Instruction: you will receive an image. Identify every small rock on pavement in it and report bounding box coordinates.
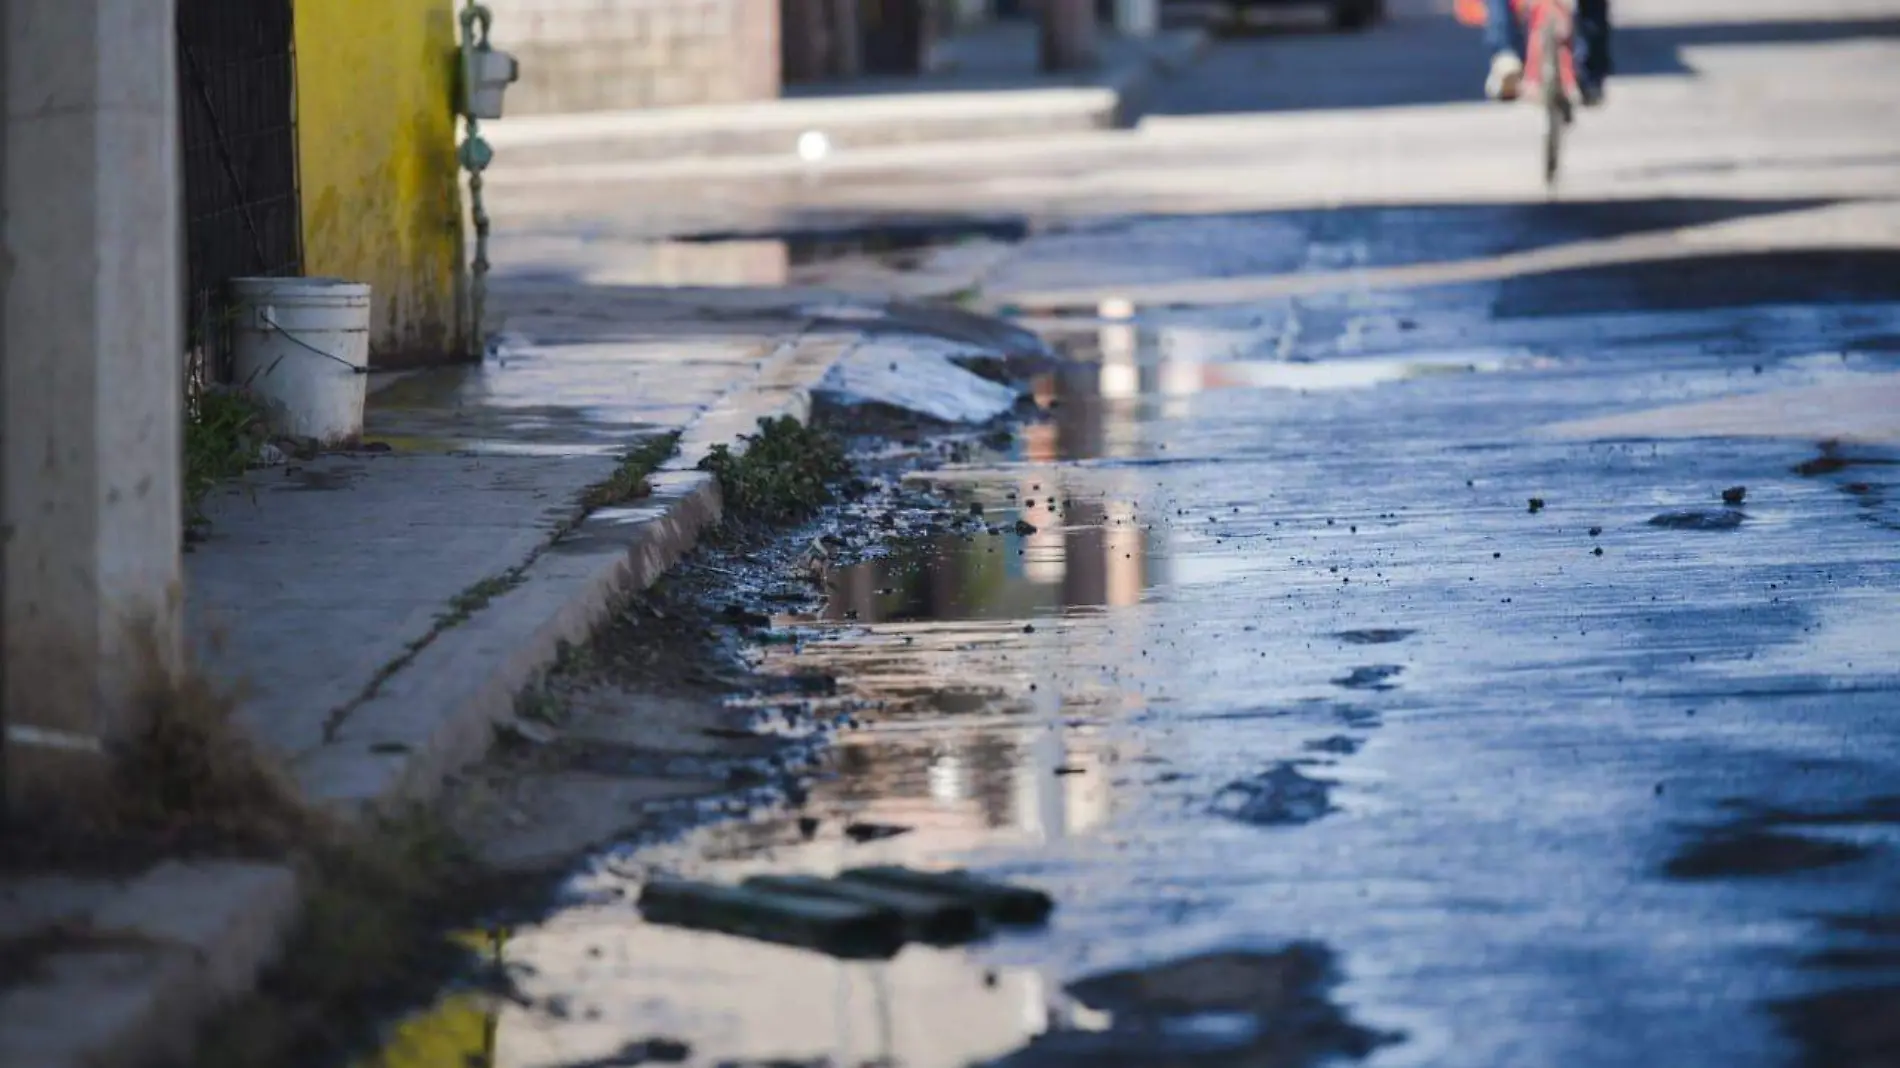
[1334,628,1415,645]
[629,1036,692,1063]
[1649,510,1746,531]
[1722,485,1748,504]
[1332,664,1404,691]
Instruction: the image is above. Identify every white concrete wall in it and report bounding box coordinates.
[2,0,184,812]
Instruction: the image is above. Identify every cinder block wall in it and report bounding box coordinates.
[491,0,781,114]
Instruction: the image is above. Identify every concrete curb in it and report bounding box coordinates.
[0,862,300,1068]
[295,328,858,813]
[0,321,862,1068]
[484,29,1208,171]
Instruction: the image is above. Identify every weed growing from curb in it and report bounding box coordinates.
[699,416,851,526]
[185,386,268,532]
[437,573,523,627]
[330,433,683,730]
[582,430,681,511]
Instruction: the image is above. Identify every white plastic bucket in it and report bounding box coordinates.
[229,277,372,445]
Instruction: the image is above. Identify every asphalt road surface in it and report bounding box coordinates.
[380,3,1900,1066]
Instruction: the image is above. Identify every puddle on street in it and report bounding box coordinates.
[475,921,1058,1068]
[819,504,1159,625]
[365,715,1137,1068]
[355,283,1900,1067]
[501,219,1031,301]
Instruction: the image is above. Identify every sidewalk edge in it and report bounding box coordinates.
[292,328,856,812]
[0,325,854,1068]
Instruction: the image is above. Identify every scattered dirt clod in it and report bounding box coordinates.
[1649,510,1745,531]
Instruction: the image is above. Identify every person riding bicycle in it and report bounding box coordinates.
[1483,0,1611,107]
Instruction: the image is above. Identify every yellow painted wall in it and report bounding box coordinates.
[295,0,465,366]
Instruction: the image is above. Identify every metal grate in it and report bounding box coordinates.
[177,0,303,383]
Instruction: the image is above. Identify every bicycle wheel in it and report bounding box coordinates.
[1538,11,1565,184]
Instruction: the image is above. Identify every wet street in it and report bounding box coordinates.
[384,3,1900,1066]
[458,254,1900,1068]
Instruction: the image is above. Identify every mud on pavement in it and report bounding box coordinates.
[306,336,1404,1068]
[381,401,1395,1068]
[440,427,992,876]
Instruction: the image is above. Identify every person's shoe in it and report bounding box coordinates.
[1486,52,1524,102]
[1577,79,1605,107]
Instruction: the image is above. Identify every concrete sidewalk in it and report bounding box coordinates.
[0,246,1029,1067]
[190,283,844,807]
[483,22,1207,172]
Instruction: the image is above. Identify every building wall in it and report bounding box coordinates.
[491,0,780,114]
[294,0,466,366]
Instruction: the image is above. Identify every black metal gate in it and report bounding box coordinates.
[176,0,303,381]
[860,0,928,76]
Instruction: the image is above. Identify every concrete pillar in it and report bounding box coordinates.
[2,0,184,815]
[1038,0,1098,72]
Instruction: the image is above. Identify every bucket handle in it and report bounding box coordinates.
[256,306,371,375]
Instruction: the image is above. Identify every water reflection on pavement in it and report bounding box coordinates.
[365,263,1900,1068]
